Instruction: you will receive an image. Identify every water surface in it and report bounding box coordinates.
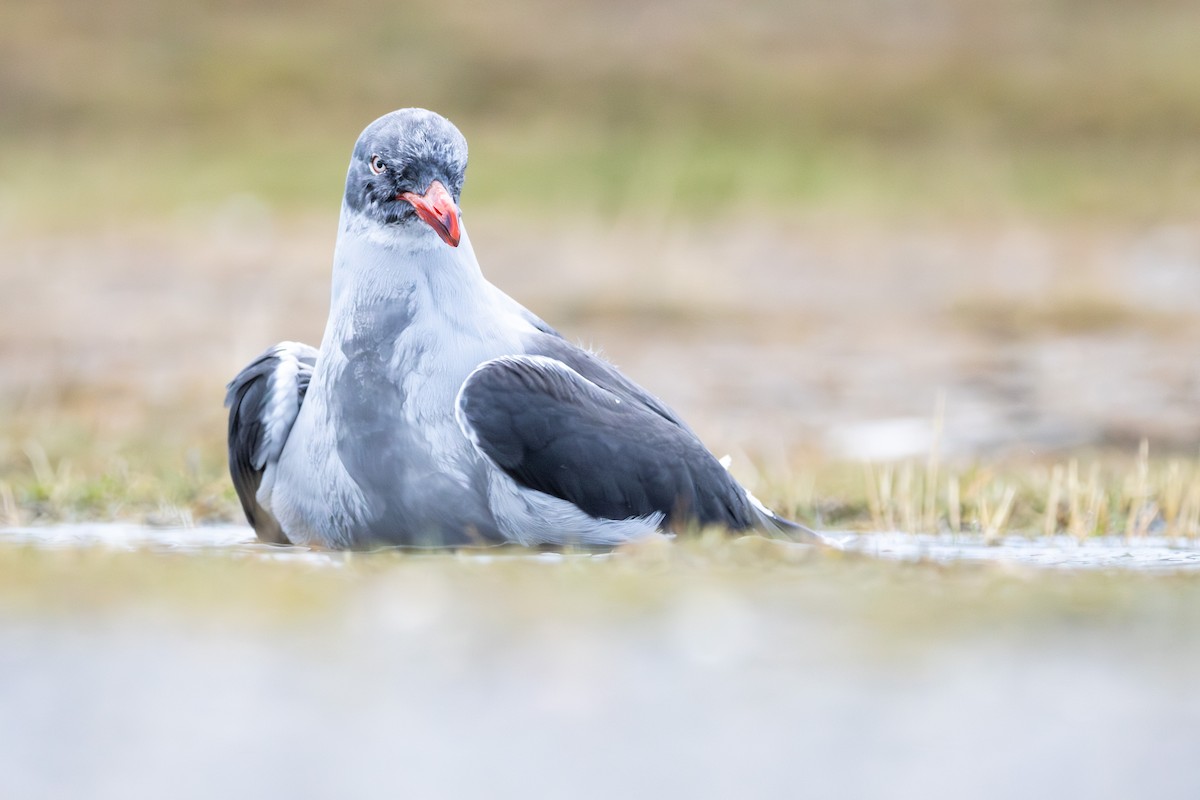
[3,524,1199,799]
[4,523,1200,571]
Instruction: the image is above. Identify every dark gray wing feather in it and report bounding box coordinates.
[225,341,318,543]
[525,333,698,431]
[458,355,775,531]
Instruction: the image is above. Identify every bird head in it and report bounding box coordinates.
[343,108,468,247]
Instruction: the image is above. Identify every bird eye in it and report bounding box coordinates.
[369,155,386,175]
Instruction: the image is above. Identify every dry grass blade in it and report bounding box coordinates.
[947,473,961,535]
[879,464,896,532]
[1162,460,1185,539]
[1067,459,1083,540]
[899,462,916,534]
[0,482,19,526]
[23,440,54,488]
[1124,439,1152,539]
[22,439,74,510]
[863,462,884,531]
[923,390,945,533]
[1044,464,1064,538]
[1185,478,1200,539]
[1086,464,1106,542]
[983,486,1017,544]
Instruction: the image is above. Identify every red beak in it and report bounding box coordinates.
[398,180,461,247]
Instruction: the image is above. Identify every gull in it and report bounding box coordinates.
[226,108,820,548]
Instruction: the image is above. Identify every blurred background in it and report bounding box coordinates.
[1,0,1198,523]
[4,5,1200,797]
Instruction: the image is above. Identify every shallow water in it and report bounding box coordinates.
[834,531,1200,571]
[3,524,1200,799]
[4,523,1200,571]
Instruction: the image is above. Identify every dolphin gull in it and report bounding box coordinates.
[226,108,820,548]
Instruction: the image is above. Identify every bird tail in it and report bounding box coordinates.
[718,453,828,545]
[762,512,827,545]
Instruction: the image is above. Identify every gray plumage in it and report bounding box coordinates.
[225,108,821,549]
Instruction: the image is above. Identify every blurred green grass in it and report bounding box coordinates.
[3,0,1199,225]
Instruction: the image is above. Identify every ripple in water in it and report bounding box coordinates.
[1,524,1199,570]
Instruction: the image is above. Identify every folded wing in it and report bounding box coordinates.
[456,354,776,531]
[225,341,318,543]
